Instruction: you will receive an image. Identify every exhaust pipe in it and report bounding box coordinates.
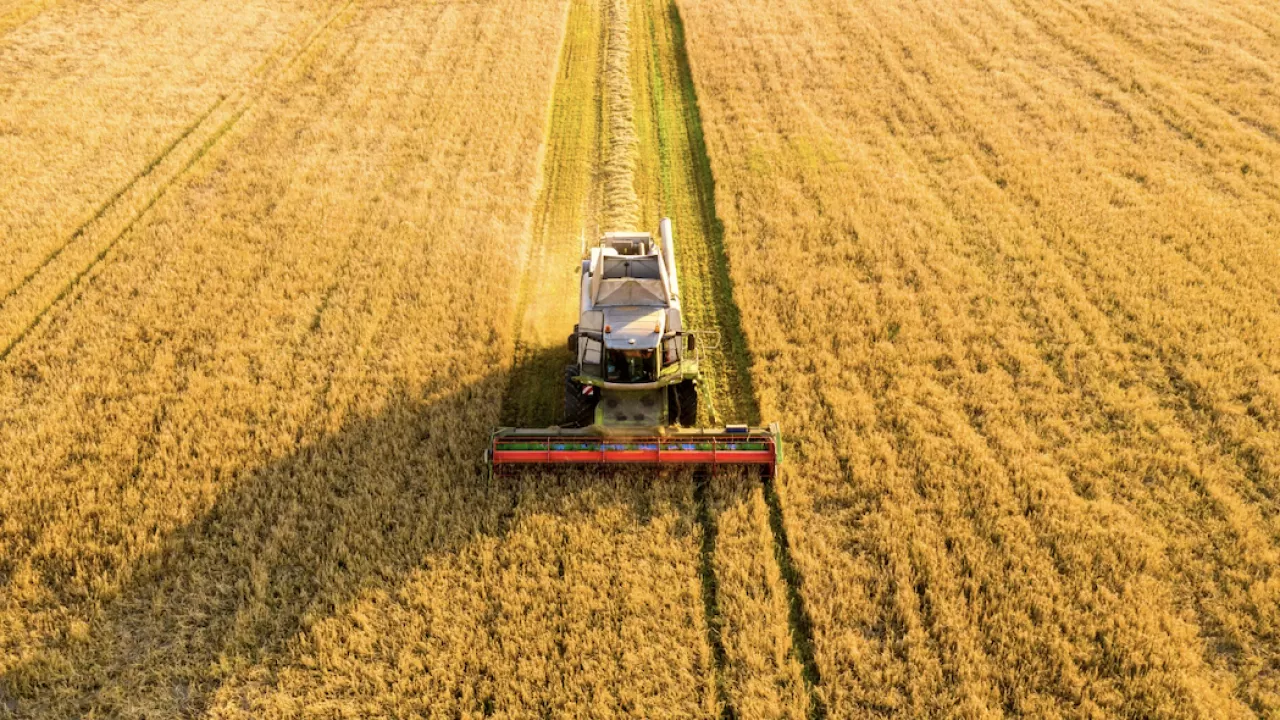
[660,217,679,298]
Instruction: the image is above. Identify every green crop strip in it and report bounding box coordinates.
[637,0,827,715]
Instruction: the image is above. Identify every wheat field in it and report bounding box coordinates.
[679,0,1280,714]
[2,0,1278,715]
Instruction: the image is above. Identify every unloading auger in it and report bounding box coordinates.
[486,218,781,478]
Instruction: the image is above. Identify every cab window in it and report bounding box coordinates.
[606,348,657,382]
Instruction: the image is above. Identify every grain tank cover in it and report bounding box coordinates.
[595,278,666,306]
[603,307,664,350]
[602,255,662,279]
[592,249,669,308]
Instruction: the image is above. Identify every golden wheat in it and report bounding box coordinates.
[7,0,1275,713]
[0,0,683,714]
[0,0,340,297]
[679,0,1280,714]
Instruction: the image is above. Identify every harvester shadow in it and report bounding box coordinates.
[6,348,730,716]
[499,329,574,428]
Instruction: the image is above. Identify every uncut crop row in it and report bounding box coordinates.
[678,0,1280,714]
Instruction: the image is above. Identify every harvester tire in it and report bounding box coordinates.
[670,380,699,427]
[564,364,597,427]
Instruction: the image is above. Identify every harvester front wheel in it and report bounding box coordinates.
[564,364,597,427]
[669,380,699,427]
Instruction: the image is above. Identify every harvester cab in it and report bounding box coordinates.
[487,218,781,478]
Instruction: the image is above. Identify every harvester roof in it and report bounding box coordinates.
[603,306,664,349]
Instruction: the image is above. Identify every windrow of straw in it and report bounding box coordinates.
[600,0,640,230]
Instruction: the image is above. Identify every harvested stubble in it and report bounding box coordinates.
[677,0,1280,714]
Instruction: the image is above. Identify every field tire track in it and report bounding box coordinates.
[0,0,359,365]
[693,469,739,720]
[70,0,454,517]
[0,103,249,363]
[0,0,348,303]
[642,0,824,714]
[0,96,228,305]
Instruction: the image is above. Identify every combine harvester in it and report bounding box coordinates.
[487,218,781,479]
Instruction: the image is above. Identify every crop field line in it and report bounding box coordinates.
[88,1,450,540]
[690,468,736,720]
[738,12,1043,672]
[891,0,1280,235]
[994,0,1280,282]
[925,132,1280,539]
[879,93,1273,527]
[759,467,827,717]
[916,32,1280,540]
[0,0,351,305]
[499,0,604,428]
[0,95,228,307]
[120,2,474,502]
[0,0,357,318]
[928,188,1276,705]
[293,3,477,426]
[601,0,641,230]
[832,0,1280,546]
[633,3,755,426]
[0,0,360,366]
[813,0,1279,696]
[1001,0,1280,207]
[981,206,1280,692]
[0,103,247,364]
[1054,1,1280,147]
